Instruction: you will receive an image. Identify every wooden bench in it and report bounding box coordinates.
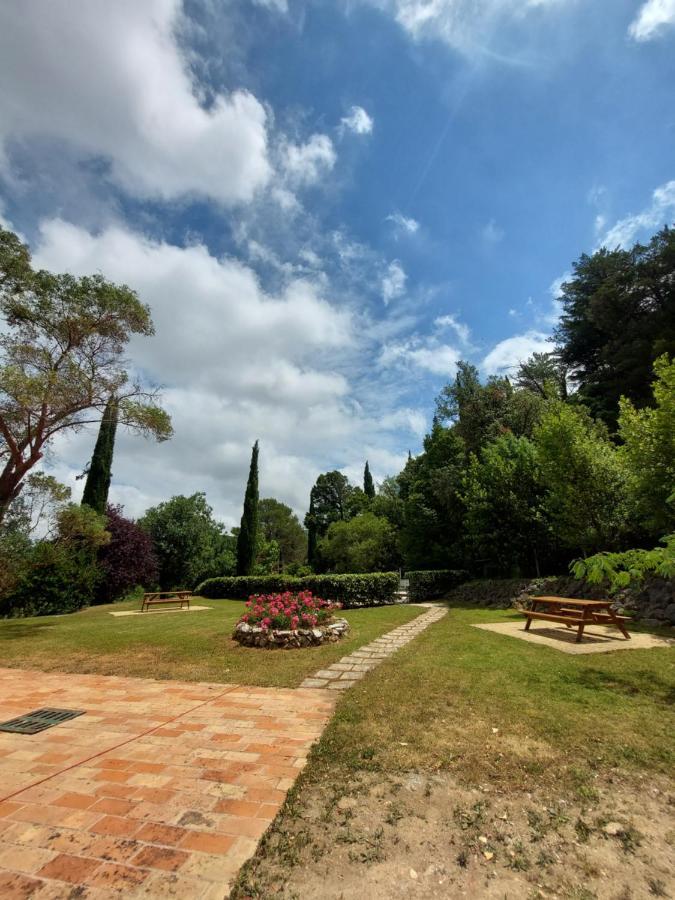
[141,591,192,612]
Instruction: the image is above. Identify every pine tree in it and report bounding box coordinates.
[81,396,118,515]
[363,460,375,499]
[237,441,259,576]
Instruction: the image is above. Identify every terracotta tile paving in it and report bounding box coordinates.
[0,668,334,898]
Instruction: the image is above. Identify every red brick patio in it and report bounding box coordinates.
[0,667,334,898]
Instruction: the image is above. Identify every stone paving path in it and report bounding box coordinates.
[0,669,334,898]
[300,604,447,690]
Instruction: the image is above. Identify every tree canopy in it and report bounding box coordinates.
[0,225,172,523]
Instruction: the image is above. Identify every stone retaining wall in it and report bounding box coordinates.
[445,577,675,628]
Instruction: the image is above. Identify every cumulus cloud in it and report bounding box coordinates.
[386,212,420,236]
[598,180,675,249]
[482,331,551,375]
[481,218,505,244]
[629,0,675,41]
[381,260,407,304]
[281,134,337,186]
[340,106,374,135]
[0,0,272,205]
[30,219,372,523]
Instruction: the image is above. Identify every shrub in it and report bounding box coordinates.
[97,505,158,604]
[196,571,399,608]
[239,592,339,630]
[407,569,467,602]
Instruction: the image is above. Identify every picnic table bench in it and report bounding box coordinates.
[141,591,192,612]
[522,596,631,644]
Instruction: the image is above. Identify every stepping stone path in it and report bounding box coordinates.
[300,603,447,691]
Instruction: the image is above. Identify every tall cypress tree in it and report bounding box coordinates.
[306,488,318,567]
[237,440,259,576]
[363,460,375,499]
[82,396,118,514]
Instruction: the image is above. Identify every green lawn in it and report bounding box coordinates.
[313,604,675,791]
[0,597,423,688]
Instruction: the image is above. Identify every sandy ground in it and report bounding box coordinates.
[234,768,675,899]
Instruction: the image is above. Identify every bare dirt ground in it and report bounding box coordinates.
[233,768,674,899]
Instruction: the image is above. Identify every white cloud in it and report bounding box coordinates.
[379,339,461,376]
[434,314,471,345]
[381,260,407,304]
[482,331,551,375]
[31,219,370,523]
[598,180,675,249]
[281,134,337,186]
[0,0,272,205]
[369,0,566,55]
[252,0,289,12]
[386,211,420,235]
[481,218,505,243]
[340,106,374,136]
[629,0,675,41]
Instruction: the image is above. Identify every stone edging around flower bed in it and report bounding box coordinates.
[233,617,350,648]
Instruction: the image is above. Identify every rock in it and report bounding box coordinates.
[663,603,675,624]
[603,822,624,836]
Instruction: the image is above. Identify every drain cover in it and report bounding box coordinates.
[0,708,85,734]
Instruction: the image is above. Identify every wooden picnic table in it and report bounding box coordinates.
[141,590,192,612]
[522,596,631,644]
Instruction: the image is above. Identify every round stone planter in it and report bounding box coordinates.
[233,617,349,649]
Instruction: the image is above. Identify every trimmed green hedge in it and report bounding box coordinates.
[407,569,467,602]
[196,572,399,608]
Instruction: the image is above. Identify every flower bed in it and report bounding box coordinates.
[232,591,349,649]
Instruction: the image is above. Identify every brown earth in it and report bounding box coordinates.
[233,768,675,899]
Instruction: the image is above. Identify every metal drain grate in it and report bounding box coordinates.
[0,708,85,735]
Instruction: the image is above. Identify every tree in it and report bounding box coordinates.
[0,225,172,524]
[554,227,675,428]
[363,461,375,499]
[98,505,158,603]
[435,361,545,455]
[304,470,353,567]
[462,434,551,576]
[317,512,399,573]
[516,351,568,400]
[258,498,306,570]
[534,403,629,555]
[139,493,230,589]
[398,423,467,569]
[81,396,118,514]
[618,354,675,537]
[2,471,71,537]
[237,440,259,576]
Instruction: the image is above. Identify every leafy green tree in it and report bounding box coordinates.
[516,351,569,400]
[237,441,259,576]
[305,470,353,567]
[81,396,118,514]
[0,225,172,523]
[534,403,629,555]
[399,423,467,569]
[618,354,675,536]
[462,434,551,576]
[258,497,306,570]
[554,227,675,428]
[139,493,230,589]
[572,532,675,590]
[2,472,71,537]
[363,460,375,499]
[435,361,545,454]
[317,512,399,573]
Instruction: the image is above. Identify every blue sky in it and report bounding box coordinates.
[1,0,674,525]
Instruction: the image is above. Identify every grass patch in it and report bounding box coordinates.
[311,605,675,790]
[0,597,423,688]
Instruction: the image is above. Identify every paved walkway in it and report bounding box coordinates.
[0,604,448,897]
[300,604,447,690]
[0,669,334,898]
